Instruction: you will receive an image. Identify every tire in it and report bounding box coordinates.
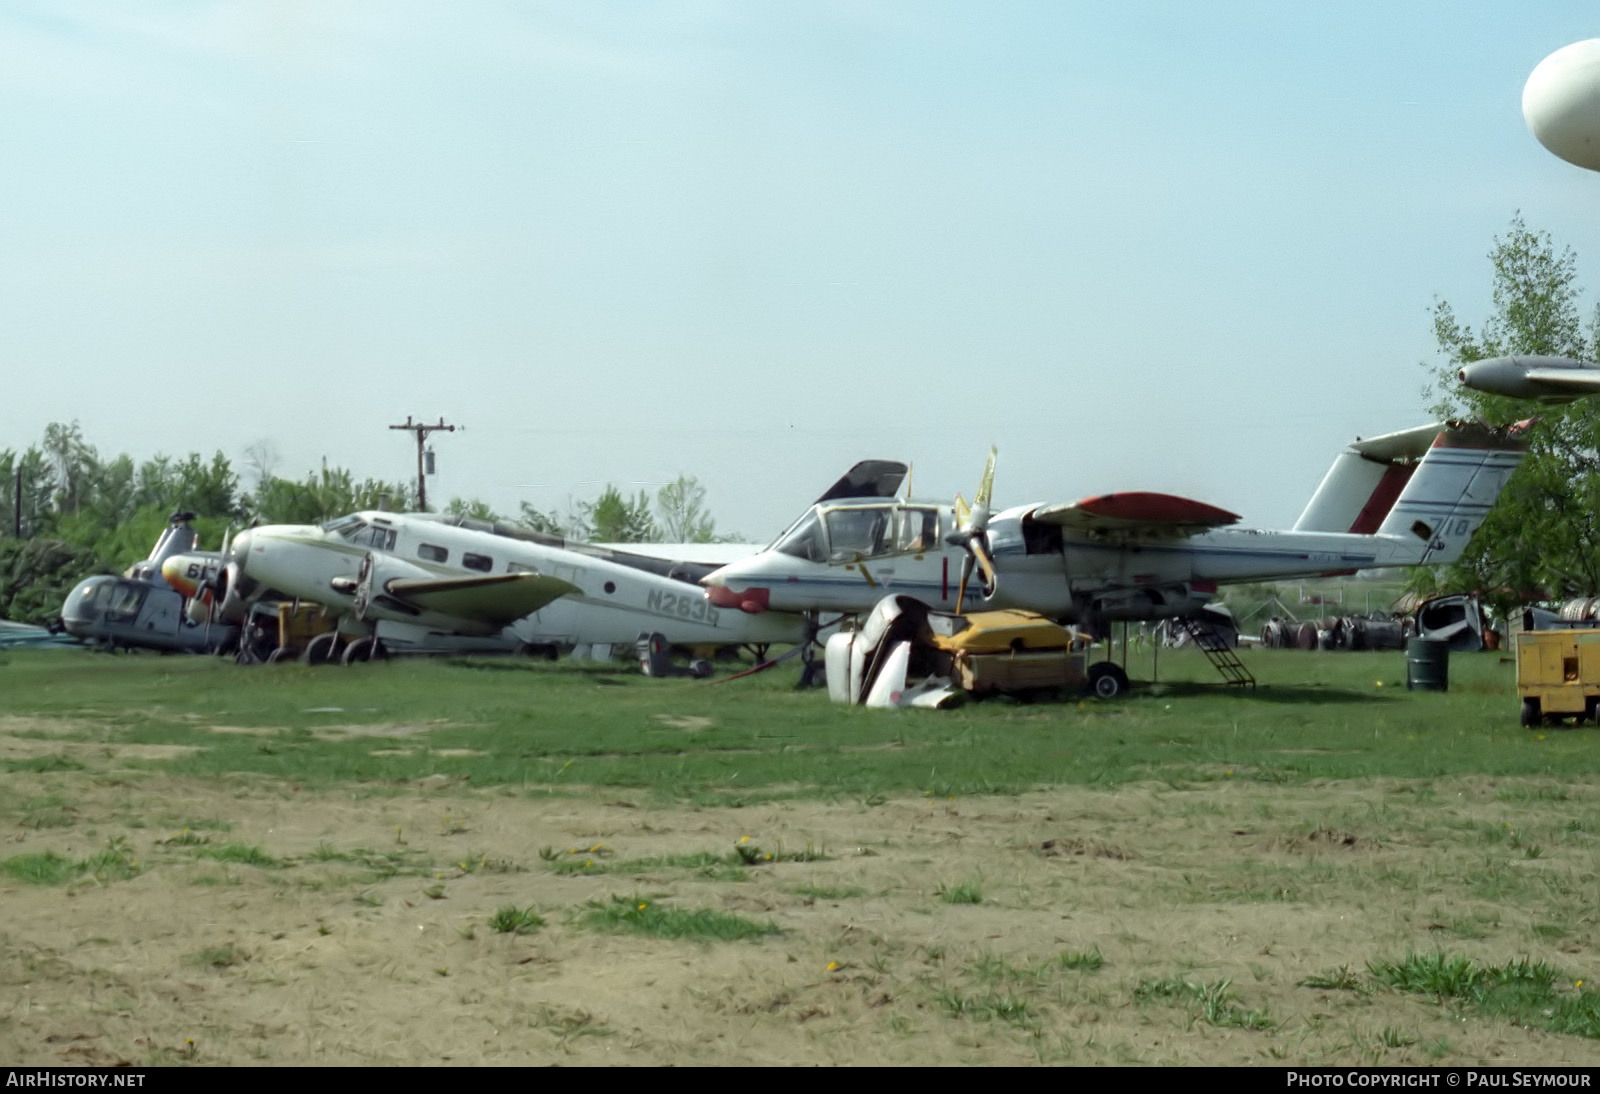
[1520,698,1540,728]
[1086,661,1129,700]
[300,632,340,666]
[266,646,297,664]
[341,637,386,666]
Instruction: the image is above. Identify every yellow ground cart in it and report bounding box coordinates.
[926,609,1098,697]
[1516,628,1600,726]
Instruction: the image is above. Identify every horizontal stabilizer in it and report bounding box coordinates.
[1032,492,1240,538]
[386,572,580,626]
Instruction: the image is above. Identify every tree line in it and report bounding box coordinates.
[0,430,731,623]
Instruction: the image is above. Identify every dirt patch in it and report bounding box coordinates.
[1035,836,1137,860]
[653,714,713,731]
[1268,827,1381,852]
[311,721,458,740]
[1,765,1598,1066]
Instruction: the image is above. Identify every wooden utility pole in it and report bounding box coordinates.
[388,416,456,511]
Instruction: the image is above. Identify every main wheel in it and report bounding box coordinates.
[266,646,298,664]
[1521,698,1541,728]
[1086,661,1129,700]
[300,632,340,666]
[341,636,386,665]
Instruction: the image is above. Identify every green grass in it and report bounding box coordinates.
[938,879,984,904]
[579,895,781,941]
[0,647,1587,803]
[1135,976,1276,1030]
[194,843,281,868]
[1368,953,1600,1040]
[489,905,544,935]
[2,839,140,885]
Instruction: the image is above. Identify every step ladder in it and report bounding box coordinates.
[1180,618,1256,689]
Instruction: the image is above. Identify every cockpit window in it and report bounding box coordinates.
[774,511,826,562]
[105,582,146,623]
[894,508,940,554]
[328,517,396,552]
[825,507,892,561]
[322,514,364,535]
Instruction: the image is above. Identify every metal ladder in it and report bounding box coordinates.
[1180,618,1256,689]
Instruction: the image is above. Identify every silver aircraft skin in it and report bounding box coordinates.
[1457,355,1600,403]
[60,513,241,653]
[702,421,1528,628]
[224,511,805,652]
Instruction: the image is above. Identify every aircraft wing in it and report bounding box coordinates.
[383,573,580,626]
[1030,492,1241,539]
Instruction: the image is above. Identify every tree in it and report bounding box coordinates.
[1421,214,1600,612]
[579,485,659,542]
[516,502,566,537]
[655,475,718,542]
[444,497,501,522]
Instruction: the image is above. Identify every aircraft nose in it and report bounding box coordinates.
[229,530,252,565]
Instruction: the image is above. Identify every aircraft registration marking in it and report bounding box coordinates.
[646,589,721,626]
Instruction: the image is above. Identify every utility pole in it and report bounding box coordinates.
[388,416,457,512]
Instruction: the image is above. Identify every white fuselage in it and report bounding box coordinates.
[703,500,1429,624]
[230,513,804,649]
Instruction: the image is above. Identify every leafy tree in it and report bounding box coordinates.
[247,468,410,525]
[444,497,501,522]
[1421,214,1600,612]
[580,485,659,542]
[42,421,96,517]
[655,475,719,542]
[515,502,567,537]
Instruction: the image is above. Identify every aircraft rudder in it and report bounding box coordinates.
[1372,421,1527,565]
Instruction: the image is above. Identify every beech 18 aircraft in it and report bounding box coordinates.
[210,510,805,663]
[703,420,1527,637]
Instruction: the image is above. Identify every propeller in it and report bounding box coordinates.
[947,447,998,609]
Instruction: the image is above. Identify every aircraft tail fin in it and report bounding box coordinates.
[1294,423,1443,534]
[814,460,909,504]
[1373,421,1528,565]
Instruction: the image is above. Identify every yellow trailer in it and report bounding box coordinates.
[1516,628,1600,726]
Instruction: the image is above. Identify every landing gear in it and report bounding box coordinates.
[341,636,385,665]
[301,631,341,665]
[797,611,825,689]
[1086,661,1129,700]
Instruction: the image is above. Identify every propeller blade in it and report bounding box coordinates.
[955,551,975,608]
[953,494,970,529]
[971,534,996,592]
[975,446,997,510]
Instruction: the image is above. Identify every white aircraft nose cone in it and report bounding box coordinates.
[1524,39,1600,172]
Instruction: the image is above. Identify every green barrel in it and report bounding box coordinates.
[1405,638,1450,692]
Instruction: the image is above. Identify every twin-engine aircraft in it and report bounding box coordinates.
[209,510,804,662]
[702,420,1528,631]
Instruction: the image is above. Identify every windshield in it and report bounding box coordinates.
[825,506,892,561]
[104,581,147,623]
[774,511,826,562]
[321,514,364,535]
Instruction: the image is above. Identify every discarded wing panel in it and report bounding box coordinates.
[1414,594,1486,652]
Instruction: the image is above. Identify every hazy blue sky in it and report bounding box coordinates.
[3,2,1597,538]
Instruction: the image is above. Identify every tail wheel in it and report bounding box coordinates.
[1086,661,1129,700]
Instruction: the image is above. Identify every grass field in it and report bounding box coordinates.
[0,644,1596,1065]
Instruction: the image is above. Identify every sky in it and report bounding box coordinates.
[3,2,1598,540]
